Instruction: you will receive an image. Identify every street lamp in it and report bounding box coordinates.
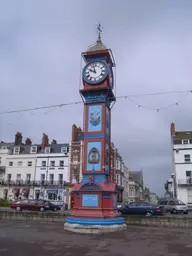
[171,173,177,198]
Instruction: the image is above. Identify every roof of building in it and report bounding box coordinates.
[174,131,192,140]
[130,170,143,187]
[0,142,69,155]
[171,122,192,140]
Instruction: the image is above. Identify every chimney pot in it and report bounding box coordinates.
[15,132,23,145]
[41,133,49,149]
[51,139,57,144]
[72,124,78,141]
[25,137,32,145]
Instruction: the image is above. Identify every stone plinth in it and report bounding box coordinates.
[64,222,127,234]
[64,216,127,234]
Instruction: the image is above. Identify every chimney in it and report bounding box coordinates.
[72,124,78,141]
[41,133,49,149]
[170,122,175,137]
[25,137,32,145]
[15,132,22,145]
[51,139,57,145]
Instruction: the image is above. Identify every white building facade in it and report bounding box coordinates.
[171,122,192,209]
[0,132,70,206]
[34,143,69,203]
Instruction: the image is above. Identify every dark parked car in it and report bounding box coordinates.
[10,199,61,212]
[118,201,165,216]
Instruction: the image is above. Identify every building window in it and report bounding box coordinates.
[14,147,20,154]
[116,159,120,169]
[45,147,51,153]
[18,161,22,166]
[16,174,21,183]
[182,139,189,144]
[116,174,119,185]
[28,161,32,167]
[50,161,55,167]
[59,160,64,167]
[186,171,192,184]
[184,154,191,162]
[9,161,13,167]
[7,174,11,181]
[49,174,54,184]
[61,147,68,154]
[26,174,31,183]
[41,174,45,181]
[59,174,63,185]
[41,161,46,167]
[30,146,37,153]
[129,187,134,197]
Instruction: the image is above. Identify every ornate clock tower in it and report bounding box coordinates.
[65,25,126,233]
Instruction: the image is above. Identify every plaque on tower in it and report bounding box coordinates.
[82,194,99,207]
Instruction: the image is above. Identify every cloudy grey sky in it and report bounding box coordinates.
[1,0,192,196]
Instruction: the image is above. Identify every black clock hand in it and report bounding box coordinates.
[89,68,96,73]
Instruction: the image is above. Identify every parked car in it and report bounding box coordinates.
[158,198,188,214]
[10,199,61,212]
[118,201,165,216]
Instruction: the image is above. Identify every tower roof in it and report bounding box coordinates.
[87,37,107,52]
[87,24,107,52]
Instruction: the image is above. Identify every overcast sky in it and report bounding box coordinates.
[1,0,192,196]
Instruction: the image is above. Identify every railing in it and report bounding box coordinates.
[178,178,192,185]
[0,180,69,187]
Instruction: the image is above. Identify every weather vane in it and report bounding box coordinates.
[96,23,103,42]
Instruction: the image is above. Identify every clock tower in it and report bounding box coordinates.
[64,25,126,233]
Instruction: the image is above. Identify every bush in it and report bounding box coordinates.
[0,199,10,207]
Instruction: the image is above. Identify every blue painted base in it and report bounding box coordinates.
[66,216,125,226]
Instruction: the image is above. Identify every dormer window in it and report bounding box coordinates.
[14,147,20,154]
[182,139,189,145]
[1,146,7,149]
[30,146,37,154]
[61,147,68,154]
[45,147,51,153]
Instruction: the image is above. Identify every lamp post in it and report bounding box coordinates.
[171,173,177,198]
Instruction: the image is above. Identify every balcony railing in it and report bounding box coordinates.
[178,178,192,186]
[0,179,68,187]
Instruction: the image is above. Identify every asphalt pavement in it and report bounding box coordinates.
[1,221,192,256]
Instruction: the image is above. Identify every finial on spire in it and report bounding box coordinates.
[96,23,103,42]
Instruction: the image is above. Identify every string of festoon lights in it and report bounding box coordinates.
[1,89,191,125]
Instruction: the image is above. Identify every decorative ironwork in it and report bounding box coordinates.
[0,179,69,187]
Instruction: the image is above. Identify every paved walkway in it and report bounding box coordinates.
[0,221,192,255]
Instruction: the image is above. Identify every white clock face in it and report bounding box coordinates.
[84,61,107,84]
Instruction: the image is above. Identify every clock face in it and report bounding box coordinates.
[83,61,108,84]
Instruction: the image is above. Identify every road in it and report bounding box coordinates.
[0,221,192,256]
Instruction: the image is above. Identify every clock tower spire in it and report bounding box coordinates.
[64,26,126,233]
